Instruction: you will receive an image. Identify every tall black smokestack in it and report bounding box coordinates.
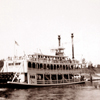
[71,33,74,60]
[58,35,61,46]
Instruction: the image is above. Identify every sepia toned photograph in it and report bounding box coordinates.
[0,0,100,100]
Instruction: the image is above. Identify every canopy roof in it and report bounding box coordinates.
[51,46,65,51]
[33,53,68,58]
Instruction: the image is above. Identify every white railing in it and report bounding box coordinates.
[37,79,82,84]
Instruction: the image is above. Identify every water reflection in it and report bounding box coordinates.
[0,83,100,100]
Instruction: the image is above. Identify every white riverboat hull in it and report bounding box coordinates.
[7,81,85,88]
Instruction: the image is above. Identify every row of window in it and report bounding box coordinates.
[28,62,81,70]
[8,63,21,66]
[30,75,35,79]
[37,74,75,80]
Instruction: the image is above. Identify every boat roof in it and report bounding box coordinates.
[34,53,68,58]
[51,46,65,50]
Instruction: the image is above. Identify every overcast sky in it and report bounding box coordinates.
[0,0,100,64]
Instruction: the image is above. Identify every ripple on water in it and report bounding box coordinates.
[0,83,100,100]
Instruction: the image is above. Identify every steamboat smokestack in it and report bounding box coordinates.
[71,33,74,60]
[58,35,61,46]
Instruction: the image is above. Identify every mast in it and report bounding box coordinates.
[71,33,74,60]
[58,35,61,46]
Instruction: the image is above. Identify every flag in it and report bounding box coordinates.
[15,41,19,46]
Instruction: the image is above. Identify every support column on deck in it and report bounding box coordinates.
[69,64,70,82]
[62,74,64,83]
[43,74,44,84]
[56,74,58,84]
[73,64,75,82]
[50,74,52,84]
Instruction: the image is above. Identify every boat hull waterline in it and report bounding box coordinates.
[7,81,85,88]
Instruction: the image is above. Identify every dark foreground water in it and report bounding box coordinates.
[0,82,100,100]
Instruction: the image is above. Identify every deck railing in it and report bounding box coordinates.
[37,79,82,84]
[28,68,83,73]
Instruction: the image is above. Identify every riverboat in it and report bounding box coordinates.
[1,34,86,88]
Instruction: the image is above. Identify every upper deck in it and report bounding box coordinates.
[4,54,86,72]
[2,35,86,73]
[28,53,75,64]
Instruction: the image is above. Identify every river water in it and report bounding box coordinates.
[0,82,100,100]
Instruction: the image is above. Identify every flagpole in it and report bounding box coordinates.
[14,40,15,58]
[14,40,19,58]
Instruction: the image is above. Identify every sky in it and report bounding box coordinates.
[0,0,100,64]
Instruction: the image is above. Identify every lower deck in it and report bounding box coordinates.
[11,71,85,86]
[30,73,84,84]
[7,81,85,88]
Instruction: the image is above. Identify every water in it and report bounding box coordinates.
[0,82,100,100]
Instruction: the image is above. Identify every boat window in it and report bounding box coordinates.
[40,63,43,69]
[37,74,43,80]
[60,65,62,70]
[63,65,65,70]
[38,55,40,58]
[57,65,59,69]
[15,63,21,65]
[30,75,35,79]
[32,63,35,68]
[28,62,31,68]
[51,75,56,80]
[66,65,68,70]
[71,65,73,69]
[51,64,53,70]
[44,74,50,80]
[64,74,68,79]
[8,63,14,66]
[75,74,79,76]
[54,65,56,70]
[58,74,62,80]
[47,64,50,69]
[44,64,46,69]
[69,74,73,79]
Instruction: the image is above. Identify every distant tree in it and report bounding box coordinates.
[97,64,100,68]
[0,60,4,71]
[88,61,93,69]
[88,61,96,83]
